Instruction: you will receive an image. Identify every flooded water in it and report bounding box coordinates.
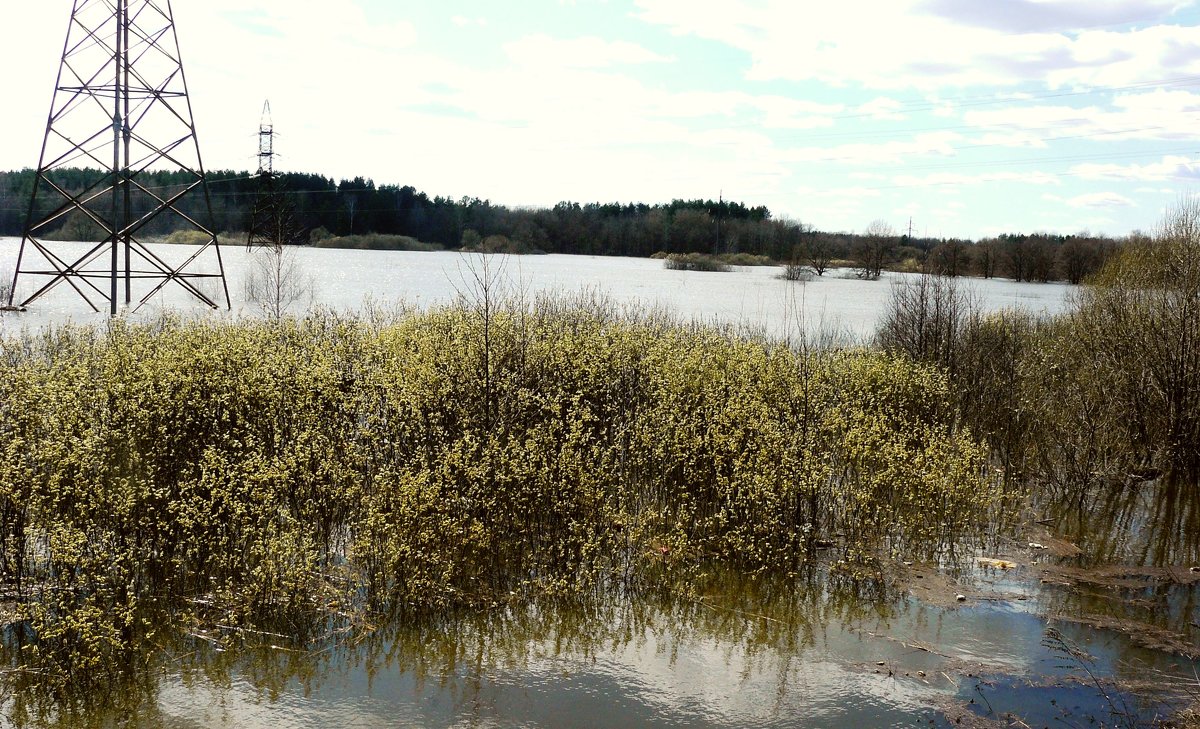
[141,605,1152,729]
[0,238,1074,339]
[17,558,1195,728]
[2,239,1197,728]
[8,474,1199,729]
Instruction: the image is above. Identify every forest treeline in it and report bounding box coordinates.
[0,167,1123,283]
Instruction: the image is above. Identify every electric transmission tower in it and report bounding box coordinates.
[5,0,229,315]
[257,101,276,179]
[246,101,303,250]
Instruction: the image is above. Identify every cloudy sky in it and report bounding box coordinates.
[4,0,1200,238]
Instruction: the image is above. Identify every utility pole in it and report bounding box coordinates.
[6,0,228,315]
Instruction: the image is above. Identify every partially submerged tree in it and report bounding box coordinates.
[0,266,12,306]
[805,233,834,276]
[855,219,895,280]
[244,243,312,320]
[245,189,311,319]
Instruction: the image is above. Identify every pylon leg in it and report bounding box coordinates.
[10,0,228,315]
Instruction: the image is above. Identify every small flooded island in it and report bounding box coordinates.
[1,1,1199,727]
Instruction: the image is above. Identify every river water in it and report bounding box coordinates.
[2,239,1197,728]
[0,239,1074,338]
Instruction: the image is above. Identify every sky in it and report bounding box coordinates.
[4,0,1200,239]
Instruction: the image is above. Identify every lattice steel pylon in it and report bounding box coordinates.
[246,101,304,250]
[6,0,229,315]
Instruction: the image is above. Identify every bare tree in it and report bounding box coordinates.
[975,239,1001,279]
[1,266,13,307]
[244,243,312,320]
[1067,195,1200,476]
[876,273,975,374]
[856,219,895,280]
[805,232,834,276]
[928,240,966,277]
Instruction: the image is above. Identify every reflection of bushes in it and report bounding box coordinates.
[1,565,908,725]
[0,303,1002,690]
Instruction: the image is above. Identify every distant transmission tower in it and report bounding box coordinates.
[246,101,303,249]
[258,101,276,178]
[5,0,228,315]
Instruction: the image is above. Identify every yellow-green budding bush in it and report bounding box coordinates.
[0,304,1004,685]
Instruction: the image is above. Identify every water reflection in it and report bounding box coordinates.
[1039,477,1200,568]
[1027,477,1200,663]
[4,567,1196,728]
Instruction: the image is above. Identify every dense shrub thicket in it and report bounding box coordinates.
[877,199,1200,487]
[0,300,1003,687]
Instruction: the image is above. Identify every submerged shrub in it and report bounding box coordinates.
[0,305,1004,686]
[663,253,732,272]
[872,200,1200,488]
[1062,200,1200,477]
[875,273,974,376]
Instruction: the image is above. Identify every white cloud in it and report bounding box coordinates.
[0,0,1180,239]
[795,185,883,199]
[916,0,1184,34]
[961,90,1200,145]
[783,131,963,165]
[633,0,1200,90]
[651,91,841,128]
[1066,192,1136,208]
[504,35,673,69]
[891,171,1062,187]
[1070,155,1200,181]
[858,97,908,121]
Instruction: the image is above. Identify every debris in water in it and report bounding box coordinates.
[979,558,1017,570]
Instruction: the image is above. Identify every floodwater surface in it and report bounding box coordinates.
[0,238,1075,339]
[7,476,1198,729]
[1,239,1196,728]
